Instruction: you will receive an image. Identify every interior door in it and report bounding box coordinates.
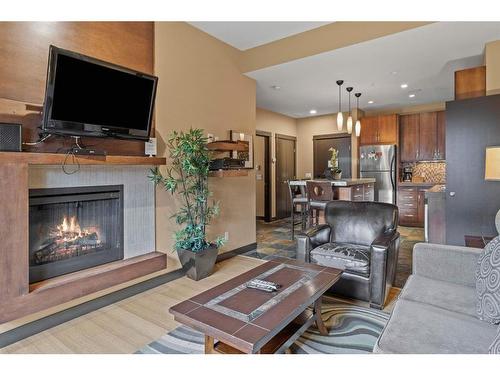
[313,135,352,179]
[255,135,266,218]
[275,135,296,219]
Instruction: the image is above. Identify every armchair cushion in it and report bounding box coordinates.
[310,242,370,276]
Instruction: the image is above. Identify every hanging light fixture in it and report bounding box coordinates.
[336,80,344,131]
[355,93,362,137]
[346,87,353,134]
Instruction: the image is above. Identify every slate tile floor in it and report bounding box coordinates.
[243,219,424,288]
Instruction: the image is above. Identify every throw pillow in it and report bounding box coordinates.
[476,236,500,324]
[489,326,500,354]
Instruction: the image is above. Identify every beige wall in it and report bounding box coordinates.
[486,40,500,96]
[254,135,265,217]
[363,102,446,117]
[155,22,256,272]
[255,108,297,218]
[296,110,361,179]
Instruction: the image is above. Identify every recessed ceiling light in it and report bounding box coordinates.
[368,100,374,104]
[309,109,317,114]
[271,85,281,90]
[409,94,416,98]
[401,83,408,89]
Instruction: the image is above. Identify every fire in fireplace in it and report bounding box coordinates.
[29,185,124,283]
[33,215,105,266]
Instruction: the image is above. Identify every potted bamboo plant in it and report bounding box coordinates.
[150,128,225,281]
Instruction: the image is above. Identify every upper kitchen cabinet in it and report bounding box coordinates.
[359,114,398,145]
[399,111,446,162]
[400,114,419,162]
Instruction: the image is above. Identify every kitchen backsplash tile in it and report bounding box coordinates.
[412,162,446,183]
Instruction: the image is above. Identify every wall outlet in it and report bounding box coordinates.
[224,231,229,241]
[305,172,312,179]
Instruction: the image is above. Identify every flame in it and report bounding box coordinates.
[54,216,99,244]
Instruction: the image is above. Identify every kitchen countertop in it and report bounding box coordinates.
[398,181,443,187]
[426,184,446,194]
[290,178,376,187]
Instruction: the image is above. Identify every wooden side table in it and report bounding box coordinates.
[464,235,494,249]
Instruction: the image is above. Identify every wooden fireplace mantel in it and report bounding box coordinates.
[0,151,166,165]
[0,151,167,324]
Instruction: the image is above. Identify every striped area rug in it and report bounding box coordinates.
[136,301,389,354]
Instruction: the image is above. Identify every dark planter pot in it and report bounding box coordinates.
[176,244,218,281]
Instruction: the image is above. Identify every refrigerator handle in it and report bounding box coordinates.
[389,153,395,190]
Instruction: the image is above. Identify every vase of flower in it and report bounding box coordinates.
[328,147,342,180]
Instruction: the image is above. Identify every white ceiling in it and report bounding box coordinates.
[244,22,500,118]
[188,22,331,50]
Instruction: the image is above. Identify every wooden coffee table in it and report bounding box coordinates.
[169,258,342,354]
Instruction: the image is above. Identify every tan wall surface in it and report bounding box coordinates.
[486,40,500,96]
[155,22,256,272]
[254,135,265,217]
[363,102,446,117]
[239,22,432,73]
[296,111,361,179]
[255,108,297,217]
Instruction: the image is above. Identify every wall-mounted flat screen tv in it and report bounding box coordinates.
[42,45,158,141]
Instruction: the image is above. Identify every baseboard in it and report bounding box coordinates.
[216,242,257,262]
[0,241,258,349]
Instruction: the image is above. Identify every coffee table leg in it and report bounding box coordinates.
[313,297,328,335]
[205,335,215,354]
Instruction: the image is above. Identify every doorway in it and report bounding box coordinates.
[275,134,296,220]
[255,130,272,222]
[313,134,352,179]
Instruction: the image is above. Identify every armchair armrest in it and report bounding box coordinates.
[296,224,331,262]
[413,243,482,287]
[370,230,400,309]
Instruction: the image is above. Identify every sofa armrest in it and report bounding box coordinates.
[296,224,331,262]
[413,242,482,287]
[370,231,400,308]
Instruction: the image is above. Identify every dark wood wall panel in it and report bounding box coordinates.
[0,22,154,155]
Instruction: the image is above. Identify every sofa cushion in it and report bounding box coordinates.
[310,242,370,276]
[400,275,477,317]
[374,299,498,354]
[476,236,500,324]
[490,326,500,354]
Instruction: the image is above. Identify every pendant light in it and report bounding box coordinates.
[346,87,353,134]
[355,93,362,137]
[336,80,344,131]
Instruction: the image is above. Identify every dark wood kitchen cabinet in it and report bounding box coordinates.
[399,111,445,162]
[400,114,419,162]
[398,185,430,227]
[359,114,398,145]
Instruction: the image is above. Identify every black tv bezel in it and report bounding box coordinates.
[42,45,158,141]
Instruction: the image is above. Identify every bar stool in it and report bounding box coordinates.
[288,182,308,240]
[305,181,334,226]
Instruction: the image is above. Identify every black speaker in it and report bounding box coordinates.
[0,123,22,152]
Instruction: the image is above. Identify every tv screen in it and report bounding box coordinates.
[42,46,158,140]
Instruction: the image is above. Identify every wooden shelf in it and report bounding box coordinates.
[209,169,249,177]
[0,152,166,166]
[207,141,248,152]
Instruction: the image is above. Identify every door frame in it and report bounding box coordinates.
[256,130,272,222]
[275,133,297,220]
[313,133,351,179]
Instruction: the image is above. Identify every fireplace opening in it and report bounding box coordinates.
[29,185,124,283]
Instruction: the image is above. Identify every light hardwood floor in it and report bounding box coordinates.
[0,255,399,354]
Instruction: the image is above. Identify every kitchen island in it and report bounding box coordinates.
[289,178,376,201]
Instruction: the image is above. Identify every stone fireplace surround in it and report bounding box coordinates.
[0,153,167,324]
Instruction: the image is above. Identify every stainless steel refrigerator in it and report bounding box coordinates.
[359,145,397,204]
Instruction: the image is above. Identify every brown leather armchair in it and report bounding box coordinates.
[296,201,400,309]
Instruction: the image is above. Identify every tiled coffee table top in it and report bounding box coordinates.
[169,258,342,353]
